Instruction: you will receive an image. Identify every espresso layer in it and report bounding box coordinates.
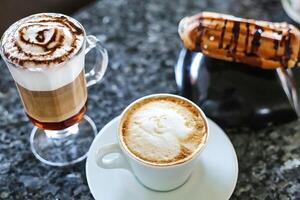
[17,70,87,122]
[121,96,208,166]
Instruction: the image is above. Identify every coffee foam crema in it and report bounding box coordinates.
[1,13,84,67]
[121,96,208,166]
[0,13,85,91]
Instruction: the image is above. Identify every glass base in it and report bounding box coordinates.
[30,115,97,166]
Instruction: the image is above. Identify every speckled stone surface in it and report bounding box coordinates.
[0,0,299,199]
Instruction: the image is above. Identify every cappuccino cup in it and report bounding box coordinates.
[96,94,209,191]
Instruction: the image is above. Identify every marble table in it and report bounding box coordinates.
[0,0,299,199]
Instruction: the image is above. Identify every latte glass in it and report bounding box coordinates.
[0,13,108,166]
[96,94,209,191]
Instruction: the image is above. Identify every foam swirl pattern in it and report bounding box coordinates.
[0,13,86,91]
[1,13,84,67]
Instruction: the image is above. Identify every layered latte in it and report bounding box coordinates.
[1,13,87,129]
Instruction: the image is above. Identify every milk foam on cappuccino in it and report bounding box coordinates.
[0,13,85,91]
[121,96,207,166]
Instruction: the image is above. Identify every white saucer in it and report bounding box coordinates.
[86,117,238,200]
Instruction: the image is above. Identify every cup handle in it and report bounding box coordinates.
[96,143,132,171]
[84,35,108,87]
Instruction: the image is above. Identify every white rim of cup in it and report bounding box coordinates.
[118,93,210,168]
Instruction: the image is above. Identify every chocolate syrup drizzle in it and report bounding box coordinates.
[281,29,292,68]
[195,20,204,51]
[219,19,227,49]
[249,26,263,55]
[244,23,250,54]
[194,14,296,68]
[3,14,84,67]
[231,21,240,61]
[273,32,280,57]
[36,29,48,42]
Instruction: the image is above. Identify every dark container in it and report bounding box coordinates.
[175,48,299,129]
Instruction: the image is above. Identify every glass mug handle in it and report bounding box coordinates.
[84,35,108,87]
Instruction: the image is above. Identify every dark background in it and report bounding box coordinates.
[0,0,95,35]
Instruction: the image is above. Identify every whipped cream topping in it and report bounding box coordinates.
[1,13,84,68]
[122,97,207,165]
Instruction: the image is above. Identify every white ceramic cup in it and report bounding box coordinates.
[95,94,209,191]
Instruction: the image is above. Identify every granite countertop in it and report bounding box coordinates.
[0,0,300,199]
